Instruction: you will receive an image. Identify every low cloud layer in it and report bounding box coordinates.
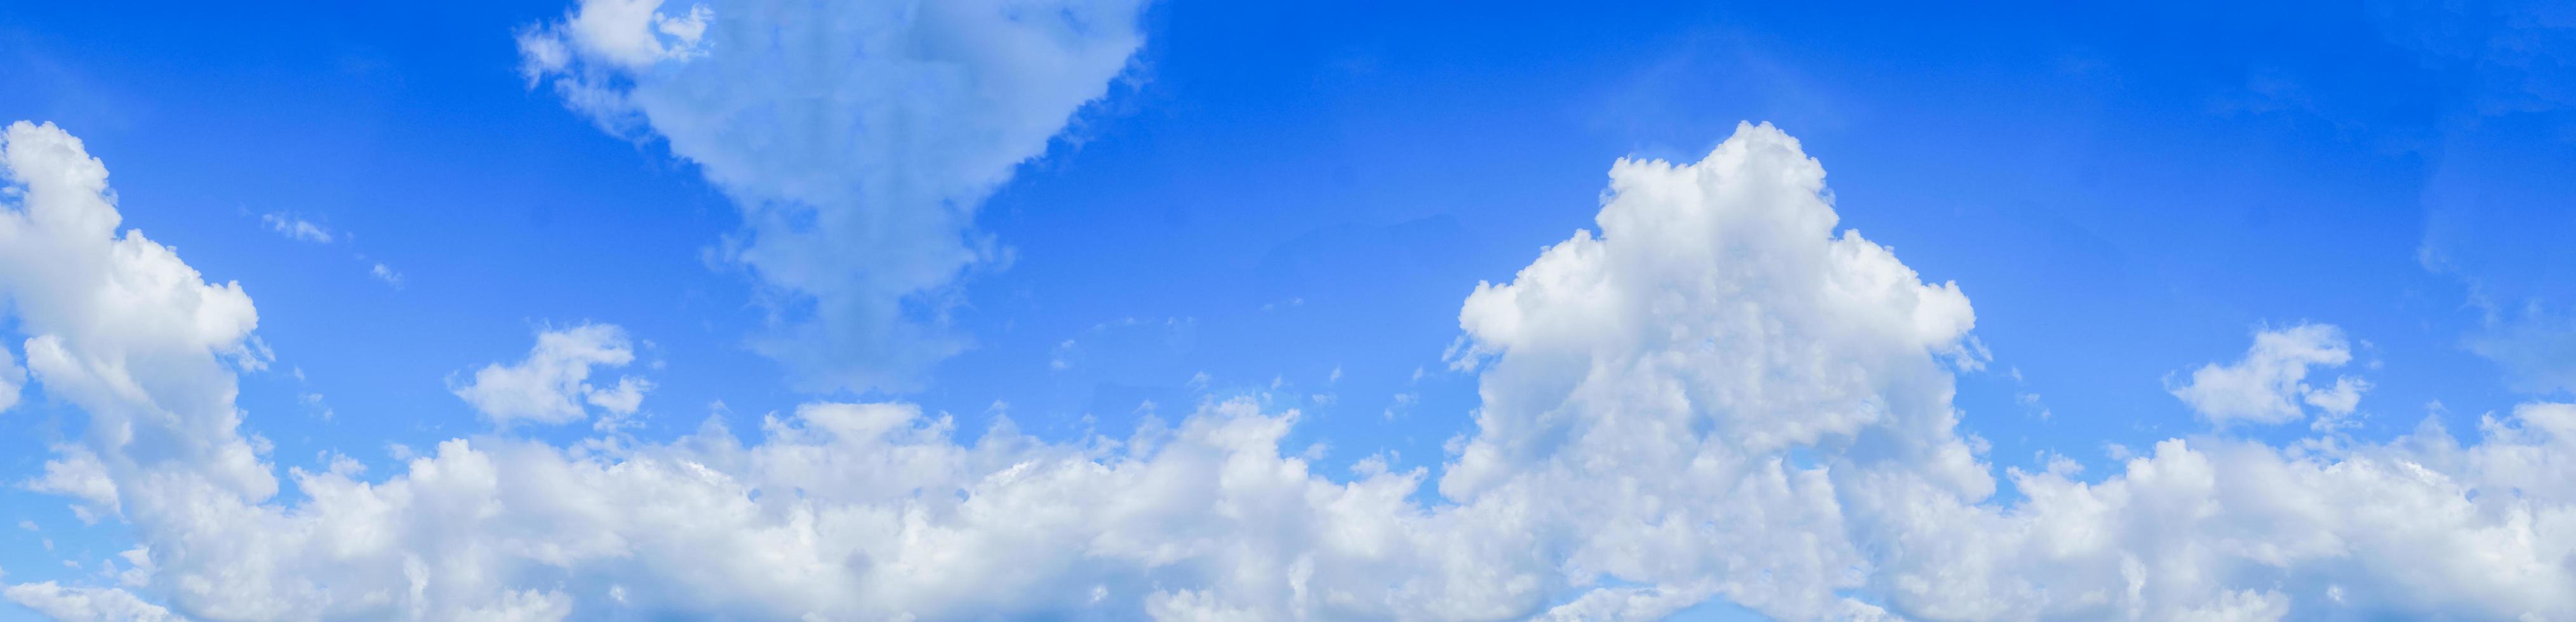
[4,120,2572,621]
[3,582,177,622]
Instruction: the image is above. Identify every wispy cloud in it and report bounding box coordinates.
[254,211,403,289]
[260,213,335,244]
[368,262,403,288]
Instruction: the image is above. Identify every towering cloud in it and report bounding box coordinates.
[0,121,276,520]
[1436,122,1987,618]
[4,121,2572,621]
[516,0,1151,393]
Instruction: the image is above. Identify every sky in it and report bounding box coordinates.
[0,0,2570,620]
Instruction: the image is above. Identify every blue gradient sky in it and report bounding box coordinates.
[1,1,2570,619]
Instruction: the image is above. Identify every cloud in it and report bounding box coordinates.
[256,211,408,289]
[3,582,177,622]
[258,213,333,244]
[0,121,276,510]
[1425,122,1990,618]
[123,398,1466,620]
[519,0,709,73]
[2464,304,2576,396]
[2166,323,2371,426]
[517,0,1151,393]
[2382,1,2576,399]
[0,343,22,413]
[112,546,155,590]
[2017,392,2053,420]
[7,121,2576,621]
[448,323,651,427]
[27,444,119,523]
[367,263,402,288]
[1856,403,2576,619]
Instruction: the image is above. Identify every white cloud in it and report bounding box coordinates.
[2017,391,2053,420]
[0,343,22,413]
[8,121,2576,621]
[297,392,332,421]
[86,399,1469,620]
[583,376,648,416]
[516,0,1151,393]
[112,546,154,589]
[27,444,119,523]
[1855,404,2576,620]
[258,213,410,290]
[1050,338,1076,371]
[0,121,276,510]
[2303,375,2369,415]
[368,263,402,288]
[2168,323,2370,426]
[517,0,709,74]
[3,582,177,621]
[258,213,333,244]
[448,324,651,427]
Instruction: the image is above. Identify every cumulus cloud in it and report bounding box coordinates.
[1855,402,2576,619]
[2167,323,2372,425]
[99,399,1468,620]
[27,445,119,524]
[8,121,2576,621]
[517,0,1151,393]
[1430,122,1989,618]
[448,324,651,427]
[0,121,275,508]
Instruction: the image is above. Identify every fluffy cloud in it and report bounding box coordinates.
[1434,122,1986,618]
[0,121,275,510]
[448,324,651,427]
[28,445,119,524]
[2167,323,2371,425]
[517,0,1151,393]
[1859,402,2576,619]
[107,399,1472,620]
[8,120,2576,621]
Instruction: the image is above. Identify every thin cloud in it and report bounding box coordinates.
[260,212,335,244]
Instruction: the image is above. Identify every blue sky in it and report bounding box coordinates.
[0,1,2571,620]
